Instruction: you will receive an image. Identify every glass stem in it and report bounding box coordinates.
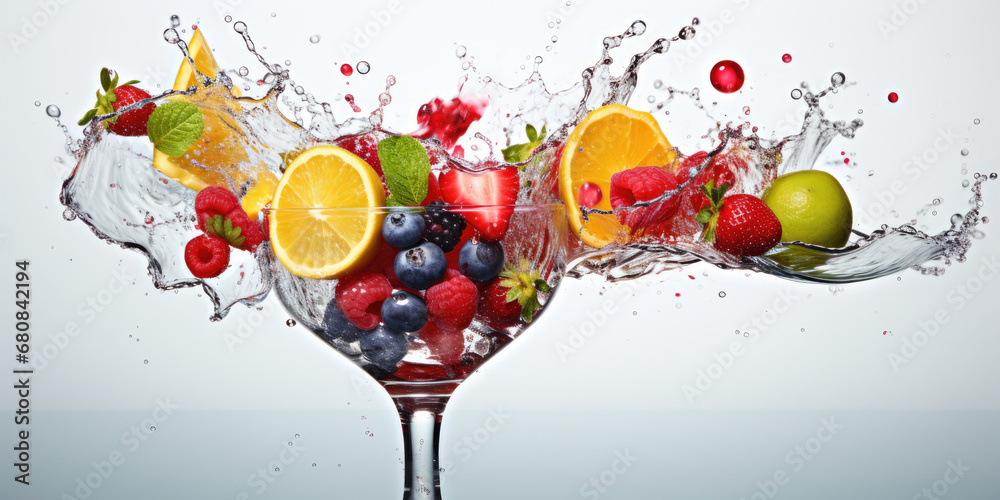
[405,410,439,500]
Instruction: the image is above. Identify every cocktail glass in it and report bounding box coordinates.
[265,204,568,499]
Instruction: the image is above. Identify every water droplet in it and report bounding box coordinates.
[270,12,277,17]
[710,60,745,93]
[238,66,249,77]
[312,463,317,467]
[170,14,180,27]
[961,149,969,156]
[548,22,555,28]
[233,21,248,34]
[357,61,371,74]
[45,105,61,118]
[163,28,180,44]
[992,173,999,180]
[632,311,638,316]
[653,79,663,89]
[742,106,750,115]
[224,15,232,23]
[534,56,543,64]
[691,17,700,25]
[984,217,991,224]
[868,170,874,176]
[830,72,846,87]
[310,34,321,44]
[888,92,899,103]
[790,89,803,100]
[962,180,970,188]
[143,359,148,364]
[974,118,981,125]
[455,45,466,58]
[149,426,156,431]
[286,319,297,327]
[782,53,792,63]
[629,20,646,36]
[718,291,726,298]
[678,26,696,40]
[33,101,40,107]
[284,59,291,66]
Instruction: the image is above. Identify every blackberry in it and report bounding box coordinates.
[421,201,467,252]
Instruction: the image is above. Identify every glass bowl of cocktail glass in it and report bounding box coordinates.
[265,204,568,499]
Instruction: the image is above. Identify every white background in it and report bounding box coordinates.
[2,0,999,499]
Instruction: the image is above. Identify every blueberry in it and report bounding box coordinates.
[458,238,505,282]
[359,325,409,373]
[322,299,365,343]
[381,291,429,332]
[394,242,447,289]
[382,211,426,249]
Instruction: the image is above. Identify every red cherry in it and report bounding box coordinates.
[709,60,745,94]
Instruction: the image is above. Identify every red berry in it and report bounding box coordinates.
[335,272,393,330]
[689,152,748,213]
[333,133,386,193]
[109,85,155,136]
[713,194,782,256]
[477,278,523,330]
[609,166,682,231]
[195,186,240,230]
[225,209,265,252]
[438,165,519,241]
[412,96,487,150]
[424,269,478,334]
[184,235,231,278]
[421,171,442,206]
[417,321,465,366]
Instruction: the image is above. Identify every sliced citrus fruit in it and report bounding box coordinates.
[559,104,676,247]
[269,146,386,279]
[173,29,241,97]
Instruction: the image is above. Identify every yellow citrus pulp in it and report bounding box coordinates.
[268,146,386,279]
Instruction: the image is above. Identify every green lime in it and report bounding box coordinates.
[762,170,853,248]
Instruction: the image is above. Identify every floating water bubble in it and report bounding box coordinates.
[647,95,655,103]
[629,20,646,36]
[548,22,555,28]
[678,26,696,40]
[163,28,180,44]
[962,180,970,188]
[791,89,803,100]
[742,106,750,115]
[534,56,543,64]
[357,61,371,74]
[150,426,156,431]
[719,291,726,298]
[455,45,466,58]
[552,36,558,43]
[45,105,61,118]
[224,15,232,23]
[170,14,180,27]
[974,118,981,125]
[653,79,663,89]
[238,66,249,77]
[691,17,700,25]
[34,101,40,107]
[309,34,320,44]
[143,359,148,364]
[286,319,297,327]
[991,173,998,180]
[271,12,276,17]
[233,21,248,34]
[961,149,969,156]
[831,72,846,87]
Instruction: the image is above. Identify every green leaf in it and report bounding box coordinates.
[501,123,547,164]
[377,135,430,206]
[100,68,111,92]
[111,72,119,89]
[534,278,551,293]
[526,124,538,142]
[385,194,403,207]
[122,79,140,86]
[695,208,713,224]
[147,102,203,158]
[78,109,97,126]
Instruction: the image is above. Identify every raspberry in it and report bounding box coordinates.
[424,269,478,334]
[335,272,393,330]
[609,166,682,231]
[195,186,240,230]
[225,209,265,252]
[422,200,467,252]
[184,235,231,278]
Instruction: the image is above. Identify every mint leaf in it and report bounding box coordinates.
[501,123,547,164]
[377,135,430,206]
[147,102,203,157]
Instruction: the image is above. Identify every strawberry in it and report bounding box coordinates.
[335,272,393,330]
[477,278,524,330]
[609,166,682,232]
[223,209,265,252]
[424,269,478,334]
[688,151,748,213]
[697,182,781,257]
[195,186,240,230]
[438,165,519,241]
[78,68,155,136]
[184,234,231,278]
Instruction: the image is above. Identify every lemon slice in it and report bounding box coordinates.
[269,146,386,279]
[559,104,676,248]
[173,29,241,96]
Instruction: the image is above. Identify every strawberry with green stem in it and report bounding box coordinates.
[79,67,155,136]
[697,181,782,257]
[479,261,552,328]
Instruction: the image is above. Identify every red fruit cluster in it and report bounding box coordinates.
[412,96,487,150]
[609,166,682,233]
[183,187,265,279]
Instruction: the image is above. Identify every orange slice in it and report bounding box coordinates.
[558,104,676,247]
[173,29,241,97]
[269,146,386,279]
